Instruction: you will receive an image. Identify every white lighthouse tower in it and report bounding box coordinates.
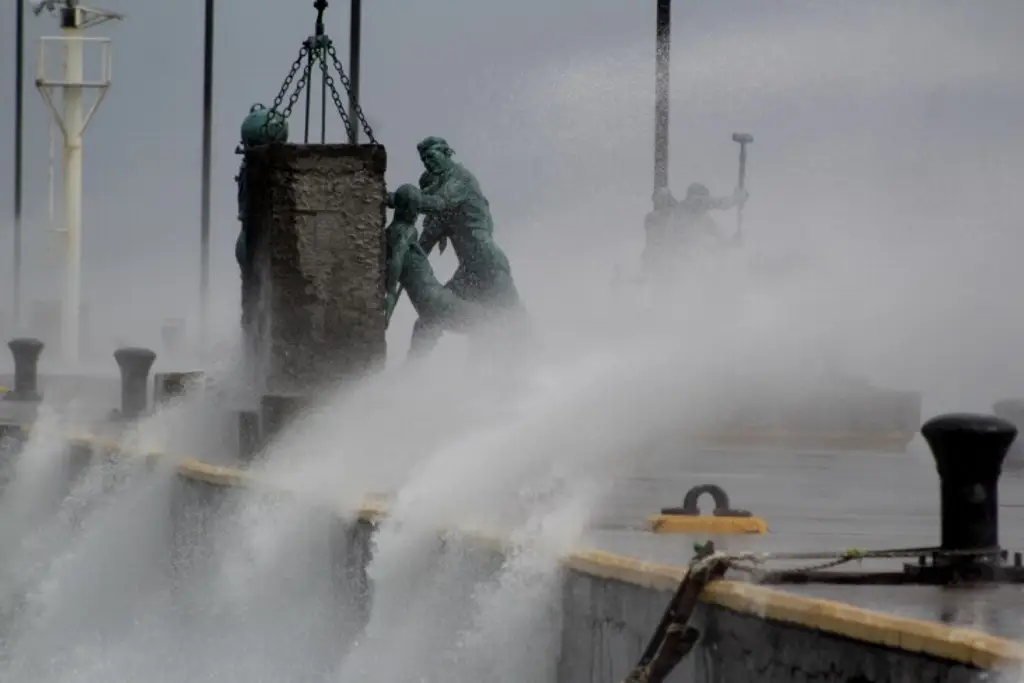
[32,0,122,364]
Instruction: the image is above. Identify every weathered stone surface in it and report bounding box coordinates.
[242,143,388,395]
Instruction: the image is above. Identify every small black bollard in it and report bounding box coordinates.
[152,371,204,406]
[921,413,1017,561]
[259,394,308,450]
[113,347,157,420]
[6,338,44,401]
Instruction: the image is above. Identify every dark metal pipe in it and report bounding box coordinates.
[654,0,670,192]
[348,0,361,145]
[14,0,25,329]
[303,50,313,143]
[200,0,215,353]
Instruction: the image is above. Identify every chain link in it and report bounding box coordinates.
[317,52,356,144]
[261,44,312,141]
[326,42,377,144]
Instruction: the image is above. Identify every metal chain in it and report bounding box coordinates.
[698,544,1004,579]
[316,49,356,144]
[265,39,377,146]
[326,42,377,144]
[270,43,313,123]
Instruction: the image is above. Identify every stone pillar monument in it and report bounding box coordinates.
[241,144,387,395]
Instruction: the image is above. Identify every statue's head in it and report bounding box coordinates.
[392,184,421,218]
[685,183,710,199]
[684,183,712,211]
[652,187,675,211]
[417,136,455,175]
[240,104,288,148]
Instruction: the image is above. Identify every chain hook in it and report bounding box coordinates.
[314,0,327,37]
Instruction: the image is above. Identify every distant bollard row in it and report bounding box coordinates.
[4,337,200,421]
[4,337,308,464]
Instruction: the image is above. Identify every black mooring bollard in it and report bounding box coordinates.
[921,413,1017,558]
[6,337,44,401]
[113,347,157,420]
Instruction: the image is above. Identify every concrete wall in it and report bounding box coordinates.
[560,569,991,683]
[73,439,1024,683]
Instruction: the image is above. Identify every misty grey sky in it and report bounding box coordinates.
[1,0,1024,409]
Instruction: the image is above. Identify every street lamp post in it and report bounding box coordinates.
[654,0,671,193]
[200,0,214,355]
[14,0,26,332]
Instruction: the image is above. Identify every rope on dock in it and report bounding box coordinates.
[699,543,1002,577]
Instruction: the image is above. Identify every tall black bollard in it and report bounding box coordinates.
[921,413,1017,560]
[6,337,44,401]
[113,347,157,420]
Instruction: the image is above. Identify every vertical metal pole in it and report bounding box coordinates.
[347,0,361,145]
[200,0,215,355]
[61,8,84,364]
[654,0,671,192]
[303,49,313,143]
[14,0,25,331]
[320,55,327,144]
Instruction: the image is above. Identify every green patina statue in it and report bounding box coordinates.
[385,184,489,344]
[235,104,288,275]
[641,182,749,275]
[388,136,527,357]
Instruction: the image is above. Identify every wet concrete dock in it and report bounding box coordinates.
[586,440,1024,640]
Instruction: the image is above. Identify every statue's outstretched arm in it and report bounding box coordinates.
[418,216,446,254]
[709,187,749,211]
[416,176,466,253]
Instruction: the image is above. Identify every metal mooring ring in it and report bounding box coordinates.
[660,484,753,518]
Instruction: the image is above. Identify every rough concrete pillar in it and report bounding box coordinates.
[241,143,388,395]
[113,347,157,420]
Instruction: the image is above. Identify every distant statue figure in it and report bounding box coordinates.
[641,182,748,279]
[235,104,288,277]
[385,184,489,345]
[388,136,529,358]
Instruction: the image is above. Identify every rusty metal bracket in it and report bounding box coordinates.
[621,542,729,683]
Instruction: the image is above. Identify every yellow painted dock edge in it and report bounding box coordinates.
[65,435,1024,670]
[648,514,768,534]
